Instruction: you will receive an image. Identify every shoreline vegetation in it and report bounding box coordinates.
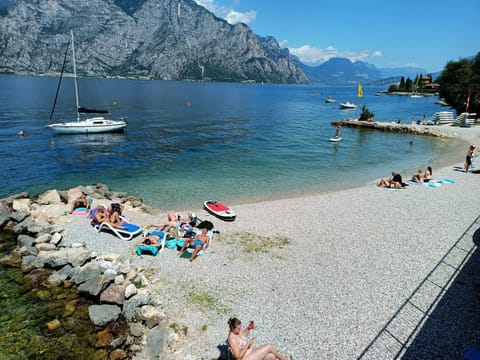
[1,124,480,358]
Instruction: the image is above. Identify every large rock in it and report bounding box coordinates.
[37,190,62,205]
[36,247,92,268]
[122,291,150,322]
[78,274,111,296]
[70,261,102,284]
[100,284,126,305]
[48,264,73,283]
[12,198,31,212]
[88,304,121,327]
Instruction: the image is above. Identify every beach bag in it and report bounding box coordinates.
[136,245,159,256]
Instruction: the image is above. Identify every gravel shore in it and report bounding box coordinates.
[57,125,480,359]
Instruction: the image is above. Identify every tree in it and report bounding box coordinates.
[437,52,480,116]
[359,105,375,121]
[399,76,405,90]
[405,77,413,90]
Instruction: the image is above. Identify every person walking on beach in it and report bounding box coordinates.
[465,145,477,173]
[227,317,292,360]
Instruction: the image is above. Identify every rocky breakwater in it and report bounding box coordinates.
[331,119,453,137]
[0,184,180,360]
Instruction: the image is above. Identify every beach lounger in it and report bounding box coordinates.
[136,232,168,256]
[94,221,143,241]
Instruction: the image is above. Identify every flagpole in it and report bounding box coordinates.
[465,90,471,113]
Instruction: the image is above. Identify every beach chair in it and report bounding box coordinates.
[94,219,143,241]
[136,231,168,256]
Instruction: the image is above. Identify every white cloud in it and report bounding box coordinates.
[289,44,383,65]
[226,10,256,25]
[194,0,256,25]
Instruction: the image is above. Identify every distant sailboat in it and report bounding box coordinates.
[47,31,127,135]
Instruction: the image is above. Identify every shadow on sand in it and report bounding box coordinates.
[357,215,480,359]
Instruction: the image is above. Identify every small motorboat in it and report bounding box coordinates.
[325,97,336,103]
[203,200,236,221]
[339,102,357,109]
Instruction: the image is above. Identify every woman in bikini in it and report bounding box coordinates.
[227,317,292,360]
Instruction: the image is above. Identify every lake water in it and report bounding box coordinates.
[0,75,463,209]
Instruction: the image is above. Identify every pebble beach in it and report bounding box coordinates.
[42,124,480,359]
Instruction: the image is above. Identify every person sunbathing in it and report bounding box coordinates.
[178,228,210,262]
[423,166,433,182]
[412,169,425,183]
[227,317,292,360]
[377,172,405,189]
[70,193,91,213]
[95,205,127,229]
[147,211,181,232]
[136,235,161,246]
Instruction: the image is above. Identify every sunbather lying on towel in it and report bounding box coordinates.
[95,205,127,229]
[178,228,210,262]
[136,232,163,246]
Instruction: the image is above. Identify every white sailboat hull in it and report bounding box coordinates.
[48,31,128,135]
[47,117,127,134]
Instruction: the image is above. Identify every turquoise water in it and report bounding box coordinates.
[0,75,462,209]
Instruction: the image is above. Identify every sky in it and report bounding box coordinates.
[194,0,479,72]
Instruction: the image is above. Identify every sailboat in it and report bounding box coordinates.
[47,31,127,134]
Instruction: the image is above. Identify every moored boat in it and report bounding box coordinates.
[339,102,357,109]
[47,31,127,135]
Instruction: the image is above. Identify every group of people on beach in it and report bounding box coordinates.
[84,201,211,262]
[377,166,433,189]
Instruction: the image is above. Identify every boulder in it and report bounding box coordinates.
[141,305,165,329]
[50,232,62,245]
[70,262,103,285]
[124,283,137,299]
[48,264,73,283]
[35,243,57,252]
[100,284,126,305]
[36,247,92,268]
[78,274,110,296]
[88,304,121,327]
[33,234,51,244]
[12,198,31,212]
[37,189,62,205]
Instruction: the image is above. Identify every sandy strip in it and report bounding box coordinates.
[58,124,480,359]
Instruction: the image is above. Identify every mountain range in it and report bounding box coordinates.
[300,58,435,85]
[0,0,438,84]
[0,0,307,83]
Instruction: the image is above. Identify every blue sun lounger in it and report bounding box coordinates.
[94,221,143,241]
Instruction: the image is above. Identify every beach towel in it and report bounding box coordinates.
[136,245,160,256]
[71,207,89,215]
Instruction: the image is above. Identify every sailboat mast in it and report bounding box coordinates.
[70,31,80,122]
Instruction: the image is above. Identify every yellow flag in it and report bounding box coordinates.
[357,83,363,97]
